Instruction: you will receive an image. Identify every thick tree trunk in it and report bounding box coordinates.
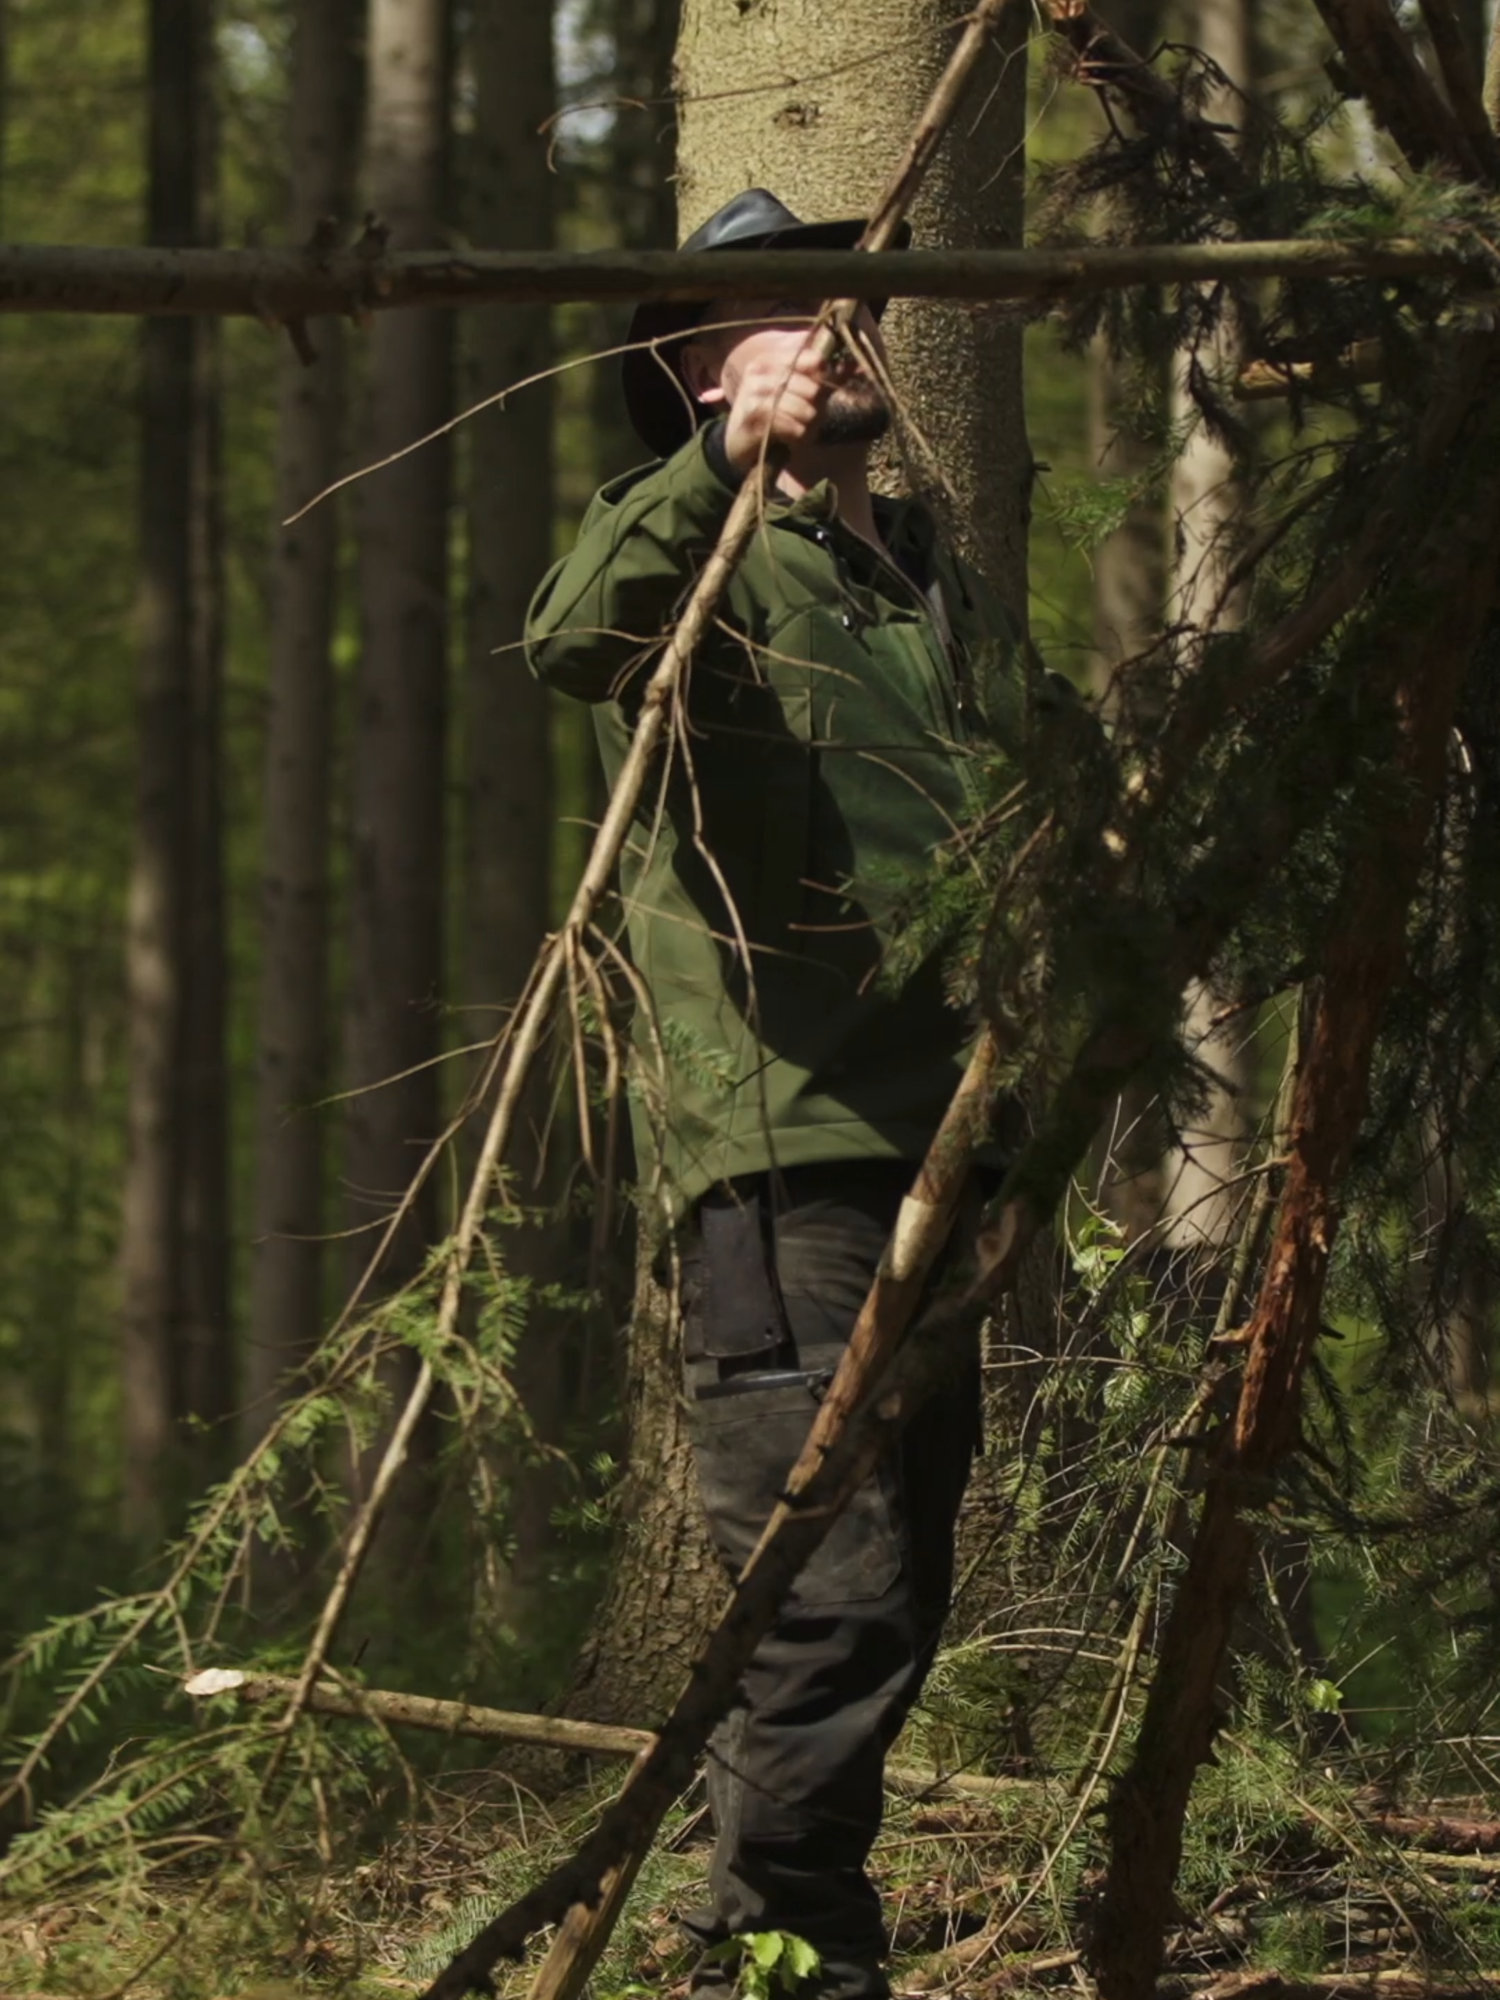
[344,0,452,1569]
[120,0,203,1535]
[675,0,1031,615]
[245,0,362,1458]
[463,0,560,1617]
[567,1254,722,1725]
[573,0,1032,1717]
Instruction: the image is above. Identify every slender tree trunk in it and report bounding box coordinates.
[0,0,9,235]
[586,0,681,489]
[179,1,232,1450]
[121,0,202,1535]
[343,0,452,1570]
[245,0,362,1458]
[464,0,563,1616]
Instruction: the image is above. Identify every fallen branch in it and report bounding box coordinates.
[0,239,1474,322]
[184,1669,650,1759]
[182,1667,1026,1800]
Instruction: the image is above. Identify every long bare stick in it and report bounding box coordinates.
[0,239,1471,321]
[270,0,1018,1771]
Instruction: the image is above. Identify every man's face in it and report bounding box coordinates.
[682,298,892,447]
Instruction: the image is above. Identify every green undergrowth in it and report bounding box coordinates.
[3,1702,1498,2000]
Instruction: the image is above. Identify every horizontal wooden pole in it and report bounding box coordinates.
[182,1666,1029,1797]
[184,1668,651,1757]
[0,238,1473,322]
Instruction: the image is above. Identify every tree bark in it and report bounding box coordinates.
[567,1252,722,1724]
[343,0,452,1574]
[675,0,1031,614]
[178,0,232,1454]
[462,0,561,1617]
[572,0,1033,1722]
[245,0,362,1460]
[120,0,204,1535]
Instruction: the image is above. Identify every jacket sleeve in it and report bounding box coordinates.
[524,425,746,705]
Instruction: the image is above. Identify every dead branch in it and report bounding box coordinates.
[184,1668,651,1758]
[0,240,1469,321]
[1089,349,1500,2000]
[182,1666,1025,1800]
[1041,0,1251,200]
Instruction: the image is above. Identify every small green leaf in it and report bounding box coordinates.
[1307,1677,1343,1713]
[748,1933,786,1971]
[783,1937,822,1983]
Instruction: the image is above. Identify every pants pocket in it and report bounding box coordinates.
[687,1380,902,1606]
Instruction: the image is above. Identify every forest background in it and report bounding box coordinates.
[9,0,1500,1991]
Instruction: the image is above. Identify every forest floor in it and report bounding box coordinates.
[3,1735,1500,2000]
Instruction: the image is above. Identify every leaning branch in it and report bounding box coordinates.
[0,239,1473,321]
[1089,348,1500,2000]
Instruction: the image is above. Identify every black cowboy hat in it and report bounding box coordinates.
[621,187,911,459]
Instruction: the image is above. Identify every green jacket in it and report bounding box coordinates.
[525,425,1026,1214]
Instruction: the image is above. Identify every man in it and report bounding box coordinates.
[525,190,1027,2000]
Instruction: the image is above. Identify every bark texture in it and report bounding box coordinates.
[344,0,452,1564]
[246,0,363,1455]
[565,1255,722,1725]
[674,0,1032,614]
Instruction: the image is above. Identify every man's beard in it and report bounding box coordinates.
[817,376,891,446]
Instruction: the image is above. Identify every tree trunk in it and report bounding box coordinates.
[121,0,203,1536]
[567,1253,723,1726]
[462,0,560,1619]
[1087,0,1167,701]
[178,0,232,1456]
[572,0,1031,1717]
[343,0,452,1579]
[245,0,362,1461]
[676,0,1031,615]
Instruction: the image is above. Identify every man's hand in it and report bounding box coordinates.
[721,330,834,475]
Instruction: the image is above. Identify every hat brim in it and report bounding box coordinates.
[620,217,912,460]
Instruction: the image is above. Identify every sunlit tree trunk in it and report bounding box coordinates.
[677,0,1030,613]
[574,0,1032,1716]
[245,0,362,1461]
[343,0,452,1573]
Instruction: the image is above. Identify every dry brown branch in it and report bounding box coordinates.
[413,7,1031,1994]
[0,240,1471,321]
[1041,0,1250,198]
[184,1669,652,1758]
[1089,347,1500,2000]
